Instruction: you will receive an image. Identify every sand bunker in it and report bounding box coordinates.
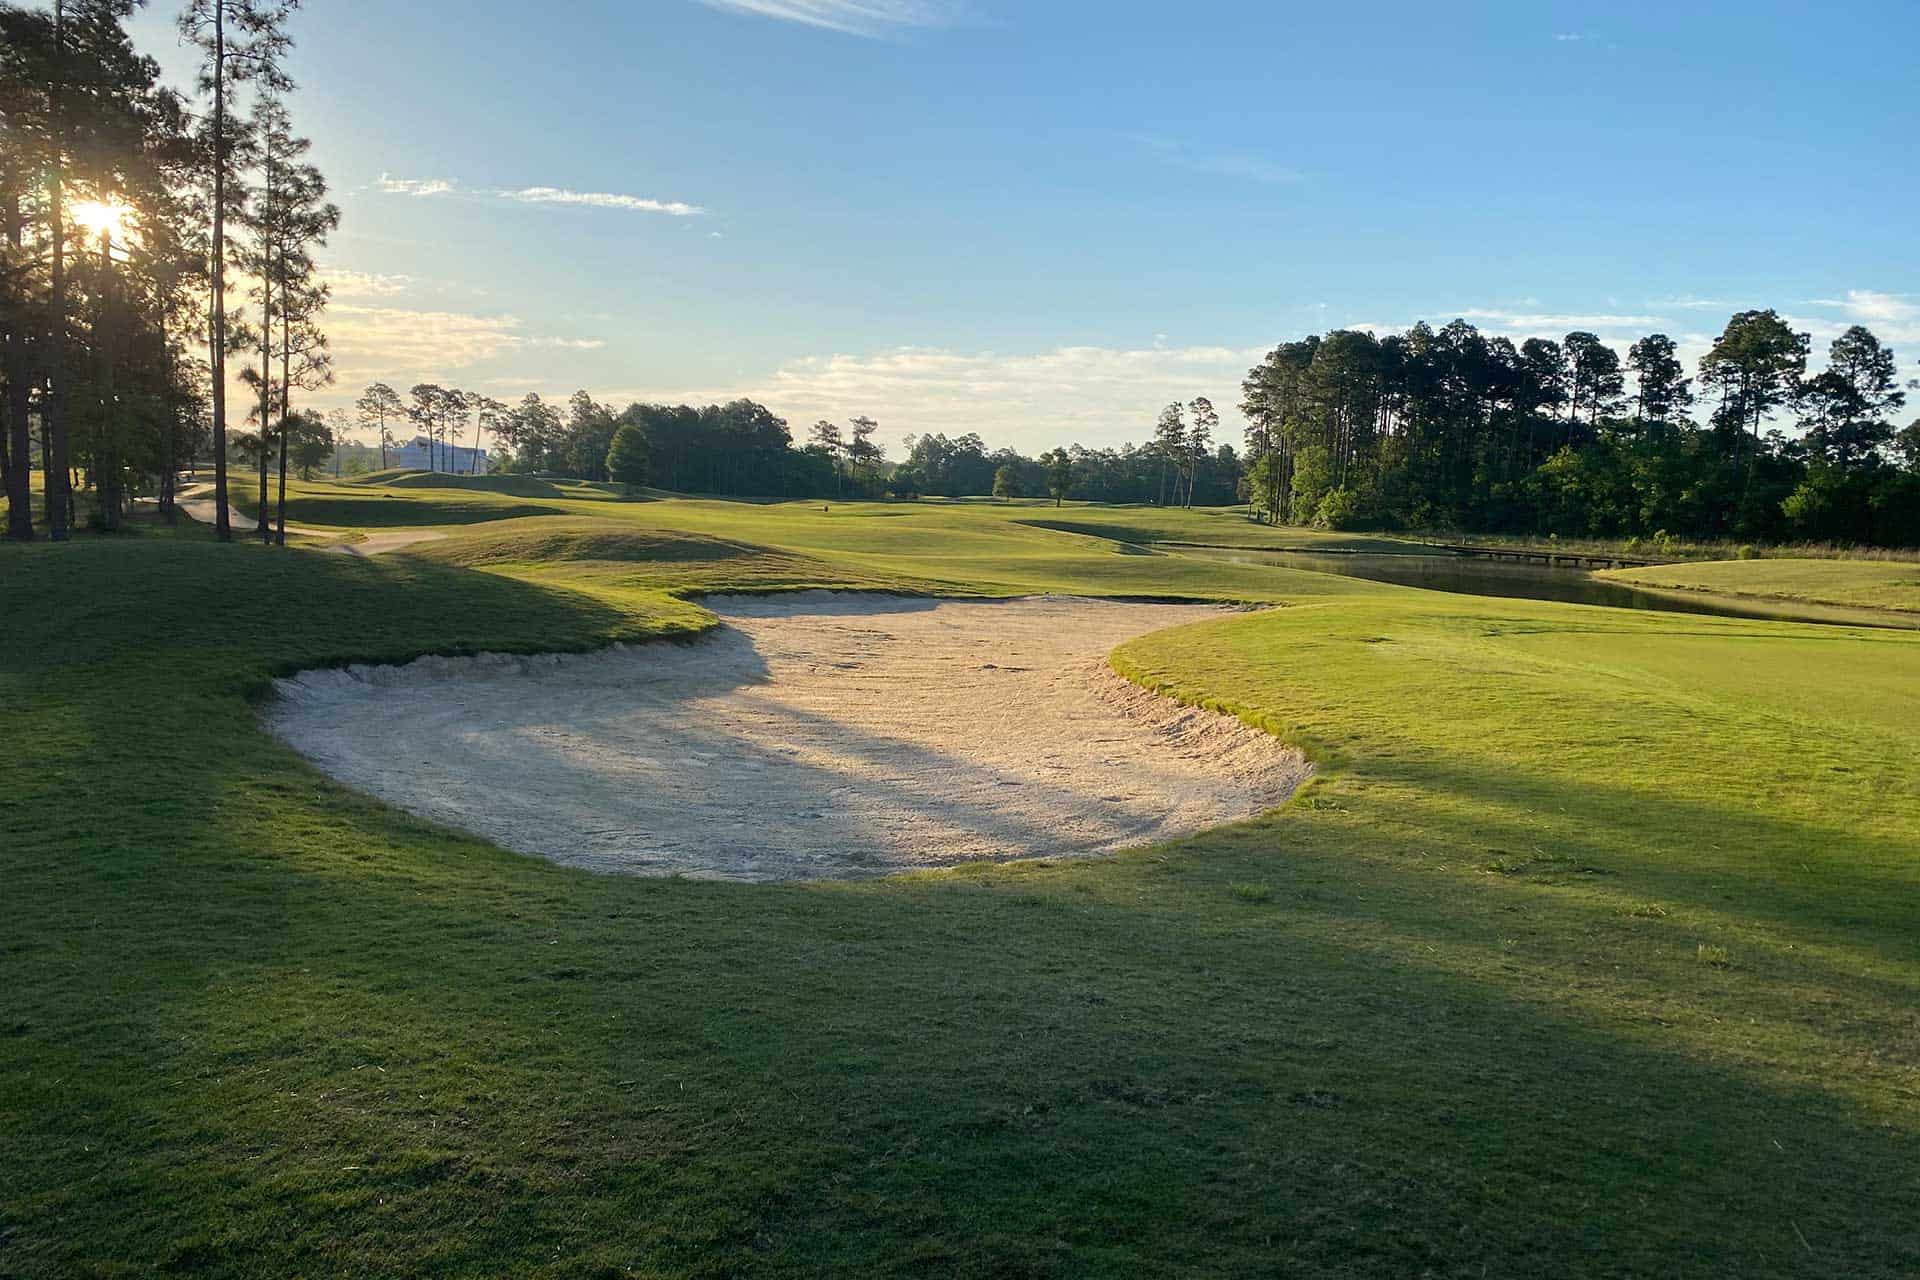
[265,593,1307,881]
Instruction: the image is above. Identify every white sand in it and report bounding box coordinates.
[264,593,1307,881]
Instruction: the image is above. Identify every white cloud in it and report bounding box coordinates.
[1809,289,1919,329]
[499,187,705,217]
[1649,294,1732,312]
[528,336,608,350]
[695,0,964,37]
[585,343,1267,452]
[1456,309,1665,333]
[374,175,706,217]
[322,307,603,381]
[374,174,455,197]
[318,268,415,298]
[327,304,529,380]
[1789,292,1920,381]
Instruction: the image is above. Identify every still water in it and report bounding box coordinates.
[1173,545,1914,629]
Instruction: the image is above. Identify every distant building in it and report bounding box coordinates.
[387,434,489,475]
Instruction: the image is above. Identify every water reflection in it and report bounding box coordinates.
[1175,546,1916,629]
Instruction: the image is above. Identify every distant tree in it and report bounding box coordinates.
[502,392,561,472]
[286,408,330,478]
[1185,397,1218,506]
[242,91,336,543]
[605,419,648,490]
[405,383,444,469]
[181,0,301,541]
[356,382,401,468]
[438,388,471,472]
[991,462,1019,500]
[1153,402,1185,505]
[809,419,844,495]
[1799,325,1905,467]
[1897,420,1920,473]
[325,407,352,475]
[846,415,882,491]
[1518,338,1568,452]
[1700,309,1809,460]
[1042,447,1073,507]
[1628,334,1693,424]
[469,395,508,473]
[563,390,617,481]
[1562,332,1625,428]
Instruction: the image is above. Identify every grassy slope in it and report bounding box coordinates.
[240,475,1417,554]
[1606,557,1920,613]
[2,495,1917,1276]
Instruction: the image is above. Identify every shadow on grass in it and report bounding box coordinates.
[4,542,1917,1275]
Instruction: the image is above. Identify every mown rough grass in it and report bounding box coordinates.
[3,493,1918,1277]
[1606,557,1920,613]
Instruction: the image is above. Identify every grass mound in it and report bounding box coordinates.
[231,486,564,528]
[381,471,566,497]
[411,517,952,597]
[413,519,770,568]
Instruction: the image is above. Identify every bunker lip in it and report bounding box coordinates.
[263,592,1309,882]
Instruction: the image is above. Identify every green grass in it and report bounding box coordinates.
[3,490,1918,1276]
[1606,557,1920,613]
[1408,527,1920,564]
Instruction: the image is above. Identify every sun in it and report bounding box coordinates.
[70,198,133,244]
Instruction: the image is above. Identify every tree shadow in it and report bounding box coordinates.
[6,547,1918,1274]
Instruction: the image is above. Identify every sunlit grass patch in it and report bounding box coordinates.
[4,491,1918,1275]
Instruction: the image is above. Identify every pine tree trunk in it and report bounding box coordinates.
[159,339,177,521]
[209,5,231,541]
[258,243,273,542]
[276,292,290,545]
[2,190,31,540]
[44,1,71,540]
[96,243,121,531]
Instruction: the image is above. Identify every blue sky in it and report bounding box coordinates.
[126,0,1920,451]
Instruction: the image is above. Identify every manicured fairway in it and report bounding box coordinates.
[3,489,1917,1276]
[1606,556,1920,613]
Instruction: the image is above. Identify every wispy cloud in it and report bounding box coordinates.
[1456,308,1665,333]
[591,342,1268,451]
[325,304,603,384]
[375,175,455,197]
[1796,291,1920,365]
[1650,294,1732,311]
[1806,289,1919,327]
[1132,135,1305,186]
[1553,32,1588,42]
[374,174,706,217]
[318,268,415,298]
[500,186,705,217]
[694,0,965,37]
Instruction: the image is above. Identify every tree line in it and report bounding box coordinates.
[2,0,336,545]
[1238,312,1918,546]
[444,388,1250,508]
[357,306,1916,548]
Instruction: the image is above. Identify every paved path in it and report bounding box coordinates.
[168,484,442,556]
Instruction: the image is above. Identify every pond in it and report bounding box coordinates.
[1173,545,1917,629]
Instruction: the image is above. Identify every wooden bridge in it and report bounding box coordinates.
[1419,541,1663,570]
